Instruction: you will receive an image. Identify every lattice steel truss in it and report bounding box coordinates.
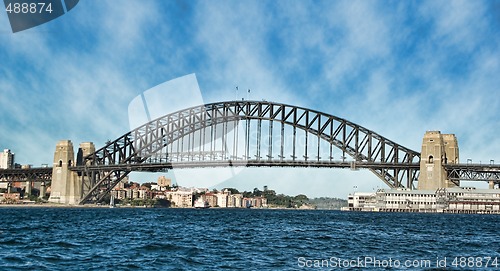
[0,167,52,183]
[445,164,500,184]
[77,100,421,204]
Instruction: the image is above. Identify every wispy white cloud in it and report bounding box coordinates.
[192,1,300,105]
[185,1,405,196]
[0,1,166,164]
[419,0,488,52]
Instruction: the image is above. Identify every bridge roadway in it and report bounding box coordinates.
[2,161,500,183]
[445,163,500,182]
[72,160,420,171]
[0,167,52,183]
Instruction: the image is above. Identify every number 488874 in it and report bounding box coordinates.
[5,2,53,14]
[451,257,499,268]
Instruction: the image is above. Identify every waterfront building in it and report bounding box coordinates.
[165,190,193,207]
[109,182,271,208]
[132,189,139,199]
[345,131,500,214]
[111,186,151,200]
[111,189,127,200]
[345,187,500,214]
[202,192,218,207]
[137,189,152,199]
[0,149,14,169]
[242,197,268,208]
[242,198,253,208]
[227,194,243,208]
[125,188,133,199]
[255,197,268,208]
[216,192,228,207]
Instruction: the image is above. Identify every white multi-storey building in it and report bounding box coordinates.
[165,190,193,208]
[344,187,500,214]
[0,149,14,169]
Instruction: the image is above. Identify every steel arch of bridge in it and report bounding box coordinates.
[77,100,420,204]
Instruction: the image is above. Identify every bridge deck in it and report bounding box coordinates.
[3,162,500,182]
[445,163,500,182]
[0,167,52,182]
[2,162,500,183]
[70,160,420,171]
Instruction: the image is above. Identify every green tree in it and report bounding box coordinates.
[263,189,276,197]
[28,194,41,202]
[224,188,240,194]
[253,188,262,197]
[242,191,253,198]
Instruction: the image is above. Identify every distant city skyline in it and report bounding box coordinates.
[1,1,500,198]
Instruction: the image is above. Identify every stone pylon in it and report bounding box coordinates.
[77,142,95,201]
[418,131,459,190]
[48,140,79,204]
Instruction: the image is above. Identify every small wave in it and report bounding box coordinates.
[315,235,333,240]
[140,243,184,252]
[3,255,25,263]
[179,255,205,266]
[50,240,81,248]
[0,238,22,246]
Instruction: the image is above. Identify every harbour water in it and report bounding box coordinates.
[0,208,499,270]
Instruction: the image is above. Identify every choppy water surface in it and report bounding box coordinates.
[0,208,499,270]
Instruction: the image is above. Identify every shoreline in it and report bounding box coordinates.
[0,203,342,210]
[0,203,109,208]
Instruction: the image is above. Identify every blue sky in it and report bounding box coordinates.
[1,0,500,198]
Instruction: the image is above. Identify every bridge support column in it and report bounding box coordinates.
[48,140,79,205]
[25,180,32,196]
[39,182,46,199]
[418,131,459,190]
[489,181,495,189]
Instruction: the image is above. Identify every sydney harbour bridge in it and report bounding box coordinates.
[1,100,500,204]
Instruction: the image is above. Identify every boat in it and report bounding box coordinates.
[194,198,210,209]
